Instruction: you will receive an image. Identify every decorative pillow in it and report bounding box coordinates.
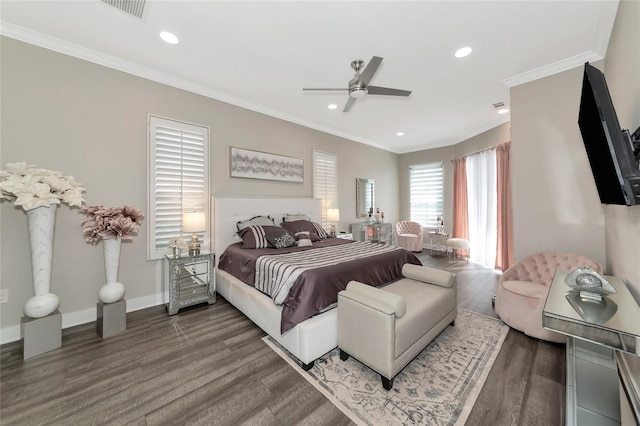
[237,225,283,249]
[297,238,313,247]
[282,213,311,223]
[267,231,296,249]
[281,220,329,240]
[294,231,320,242]
[236,215,275,231]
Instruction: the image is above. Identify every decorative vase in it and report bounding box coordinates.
[24,205,60,318]
[99,238,125,304]
[172,247,182,259]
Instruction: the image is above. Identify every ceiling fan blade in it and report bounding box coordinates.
[343,97,357,112]
[302,88,348,91]
[367,86,412,97]
[358,56,383,86]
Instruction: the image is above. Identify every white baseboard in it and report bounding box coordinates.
[0,292,165,345]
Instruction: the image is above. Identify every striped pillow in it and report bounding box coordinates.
[237,225,285,249]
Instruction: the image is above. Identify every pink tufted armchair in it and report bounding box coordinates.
[494,252,603,343]
[395,221,424,252]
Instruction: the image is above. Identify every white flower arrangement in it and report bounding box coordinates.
[0,162,85,211]
[168,237,188,251]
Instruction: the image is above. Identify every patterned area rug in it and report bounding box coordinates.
[263,308,508,426]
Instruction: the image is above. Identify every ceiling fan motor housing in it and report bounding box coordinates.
[349,78,367,98]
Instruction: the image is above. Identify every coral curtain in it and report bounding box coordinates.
[452,157,469,258]
[495,142,514,271]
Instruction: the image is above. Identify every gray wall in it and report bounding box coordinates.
[603,0,640,302]
[510,64,606,264]
[0,37,398,342]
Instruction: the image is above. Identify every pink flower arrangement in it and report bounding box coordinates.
[80,205,145,244]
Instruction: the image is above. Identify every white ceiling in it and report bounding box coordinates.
[0,1,619,154]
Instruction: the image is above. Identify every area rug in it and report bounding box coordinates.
[263,308,508,426]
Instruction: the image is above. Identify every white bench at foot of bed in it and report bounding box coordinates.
[216,269,337,369]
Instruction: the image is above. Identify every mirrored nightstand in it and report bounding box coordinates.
[163,251,215,315]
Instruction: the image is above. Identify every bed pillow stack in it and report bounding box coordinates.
[281,220,329,240]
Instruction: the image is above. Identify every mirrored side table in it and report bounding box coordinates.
[163,251,215,315]
[543,269,640,426]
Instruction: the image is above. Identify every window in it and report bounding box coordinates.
[312,150,338,229]
[148,116,210,260]
[409,162,443,228]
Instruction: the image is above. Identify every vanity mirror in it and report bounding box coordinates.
[356,178,375,218]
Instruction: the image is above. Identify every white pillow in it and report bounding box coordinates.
[236,215,275,231]
[283,213,310,222]
[297,238,313,247]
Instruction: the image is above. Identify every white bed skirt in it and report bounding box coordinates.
[216,268,338,366]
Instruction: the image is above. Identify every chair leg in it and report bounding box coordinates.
[381,375,394,390]
[339,349,349,361]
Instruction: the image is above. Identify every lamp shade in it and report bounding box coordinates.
[327,208,340,222]
[183,211,206,232]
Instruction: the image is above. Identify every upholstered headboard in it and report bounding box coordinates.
[212,196,322,264]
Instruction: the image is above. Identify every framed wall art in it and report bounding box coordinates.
[229,147,304,183]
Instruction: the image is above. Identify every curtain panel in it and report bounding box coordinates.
[452,157,469,258]
[495,142,514,271]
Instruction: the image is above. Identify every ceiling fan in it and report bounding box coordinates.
[303,56,412,112]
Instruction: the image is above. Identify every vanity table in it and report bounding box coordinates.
[543,269,640,426]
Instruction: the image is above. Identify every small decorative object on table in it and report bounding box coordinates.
[0,161,85,319]
[168,237,188,259]
[564,266,616,302]
[80,205,145,304]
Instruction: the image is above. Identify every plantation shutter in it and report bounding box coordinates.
[148,116,210,260]
[409,162,444,228]
[312,150,338,229]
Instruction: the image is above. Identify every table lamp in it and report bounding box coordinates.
[183,211,206,256]
[327,208,340,237]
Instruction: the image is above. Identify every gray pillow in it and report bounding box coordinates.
[236,215,275,231]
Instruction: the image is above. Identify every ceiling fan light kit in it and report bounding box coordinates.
[303,56,412,112]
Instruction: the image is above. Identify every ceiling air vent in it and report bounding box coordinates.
[101,0,146,19]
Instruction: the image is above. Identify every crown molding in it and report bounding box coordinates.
[501,51,603,88]
[0,22,389,152]
[396,115,511,155]
[501,0,619,88]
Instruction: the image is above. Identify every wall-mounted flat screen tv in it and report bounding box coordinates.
[578,62,640,206]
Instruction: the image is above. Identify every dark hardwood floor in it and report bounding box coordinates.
[0,252,565,425]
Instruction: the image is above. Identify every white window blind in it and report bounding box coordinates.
[148,116,210,260]
[312,150,338,229]
[409,162,444,228]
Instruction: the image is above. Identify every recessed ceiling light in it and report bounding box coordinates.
[397,132,404,136]
[328,104,338,110]
[455,47,472,58]
[160,31,179,45]
[498,108,510,114]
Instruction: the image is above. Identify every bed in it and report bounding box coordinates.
[213,196,421,368]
